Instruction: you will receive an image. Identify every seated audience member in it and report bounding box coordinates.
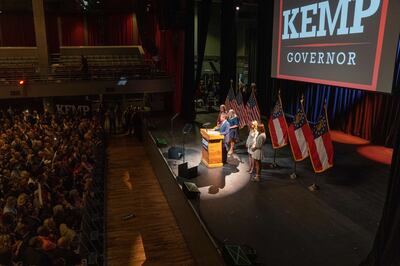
[53,237,82,266]
[0,108,103,265]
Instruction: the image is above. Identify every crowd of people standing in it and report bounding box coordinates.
[98,104,143,139]
[0,107,103,265]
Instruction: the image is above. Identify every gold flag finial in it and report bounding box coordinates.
[251,83,256,93]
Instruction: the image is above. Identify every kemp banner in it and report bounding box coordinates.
[271,0,400,93]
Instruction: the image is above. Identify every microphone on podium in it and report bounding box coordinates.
[202,122,211,132]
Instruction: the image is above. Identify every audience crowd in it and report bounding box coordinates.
[0,108,103,266]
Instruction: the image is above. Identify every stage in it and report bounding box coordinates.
[146,112,391,266]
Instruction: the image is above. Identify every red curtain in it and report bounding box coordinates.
[45,15,60,53]
[0,14,36,46]
[105,14,134,45]
[61,16,85,46]
[341,93,400,147]
[87,15,105,46]
[87,14,138,46]
[155,22,184,113]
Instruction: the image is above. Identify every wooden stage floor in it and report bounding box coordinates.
[106,136,194,266]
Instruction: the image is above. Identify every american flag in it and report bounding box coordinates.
[235,91,250,128]
[288,107,313,161]
[245,90,261,123]
[307,111,334,173]
[224,87,238,112]
[268,95,288,149]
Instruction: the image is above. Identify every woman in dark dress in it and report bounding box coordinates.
[227,109,240,155]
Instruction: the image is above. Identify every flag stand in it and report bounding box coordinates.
[290,161,297,179]
[308,175,320,191]
[269,149,280,168]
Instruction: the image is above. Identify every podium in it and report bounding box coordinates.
[200,128,224,168]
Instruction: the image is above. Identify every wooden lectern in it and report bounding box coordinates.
[200,128,224,168]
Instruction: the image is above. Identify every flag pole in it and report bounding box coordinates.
[270,149,279,168]
[290,160,297,179]
[251,83,256,94]
[308,101,327,192]
[291,95,306,180]
[270,89,282,169]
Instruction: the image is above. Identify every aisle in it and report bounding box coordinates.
[106,135,194,265]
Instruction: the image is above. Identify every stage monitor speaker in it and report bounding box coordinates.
[178,162,188,176]
[222,245,252,266]
[178,163,198,179]
[182,182,200,199]
[155,137,168,147]
[168,147,183,159]
[186,166,198,179]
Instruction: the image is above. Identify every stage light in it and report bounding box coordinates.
[19,80,25,85]
[235,6,240,11]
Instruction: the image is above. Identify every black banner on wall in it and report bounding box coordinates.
[53,96,92,115]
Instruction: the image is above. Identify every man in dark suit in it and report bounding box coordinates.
[215,113,230,163]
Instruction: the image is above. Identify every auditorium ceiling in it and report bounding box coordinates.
[0,0,137,13]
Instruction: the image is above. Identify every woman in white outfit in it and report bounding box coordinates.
[246,120,258,173]
[251,123,266,182]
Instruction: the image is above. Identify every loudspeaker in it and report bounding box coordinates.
[168,147,183,159]
[186,166,198,179]
[178,162,188,176]
[178,162,198,179]
[182,182,200,199]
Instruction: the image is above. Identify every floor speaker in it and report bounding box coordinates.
[182,182,200,199]
[186,166,198,179]
[178,162,198,179]
[178,162,188,176]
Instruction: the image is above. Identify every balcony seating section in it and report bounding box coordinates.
[0,56,39,81]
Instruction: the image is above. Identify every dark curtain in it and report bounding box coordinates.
[106,14,134,45]
[137,0,185,113]
[181,0,196,121]
[61,16,85,46]
[195,0,212,91]
[87,14,138,46]
[247,27,257,88]
[361,119,400,265]
[155,28,185,113]
[394,36,400,94]
[0,14,36,46]
[256,0,274,115]
[87,15,105,46]
[341,93,400,146]
[45,15,60,54]
[219,0,236,103]
[136,1,158,55]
